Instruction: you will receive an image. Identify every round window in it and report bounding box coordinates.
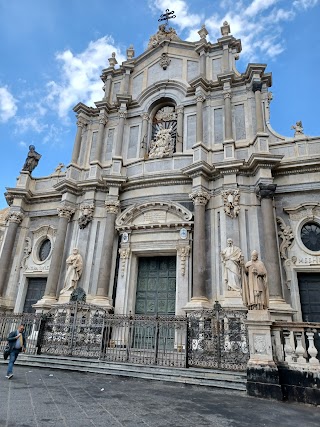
[38,239,51,261]
[300,222,320,252]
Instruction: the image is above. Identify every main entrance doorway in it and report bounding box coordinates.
[23,278,47,313]
[135,256,176,315]
[298,273,320,322]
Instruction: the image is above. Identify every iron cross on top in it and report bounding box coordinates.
[158,9,176,26]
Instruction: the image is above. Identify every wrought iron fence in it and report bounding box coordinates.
[0,302,249,371]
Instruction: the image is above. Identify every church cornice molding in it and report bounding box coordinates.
[122,174,191,192]
[181,161,214,179]
[53,179,83,196]
[73,102,99,117]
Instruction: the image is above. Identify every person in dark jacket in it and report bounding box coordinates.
[6,324,26,379]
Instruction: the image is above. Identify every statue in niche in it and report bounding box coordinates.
[221,238,245,292]
[22,145,41,173]
[149,127,174,159]
[60,248,83,294]
[242,250,269,310]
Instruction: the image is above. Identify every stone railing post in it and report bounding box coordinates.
[0,212,24,297]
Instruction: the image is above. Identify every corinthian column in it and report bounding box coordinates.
[187,189,211,308]
[115,110,127,157]
[42,206,75,300]
[176,106,184,152]
[93,200,119,309]
[196,94,205,144]
[71,118,86,164]
[94,113,107,162]
[140,113,149,158]
[257,184,283,301]
[252,80,264,133]
[0,212,24,297]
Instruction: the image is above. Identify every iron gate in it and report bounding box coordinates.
[187,304,249,370]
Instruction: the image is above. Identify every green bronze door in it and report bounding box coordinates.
[135,256,176,315]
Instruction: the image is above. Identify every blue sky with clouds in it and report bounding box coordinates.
[0,0,319,208]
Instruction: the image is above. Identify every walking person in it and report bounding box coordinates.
[6,324,26,379]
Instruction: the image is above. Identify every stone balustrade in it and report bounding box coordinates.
[271,322,320,369]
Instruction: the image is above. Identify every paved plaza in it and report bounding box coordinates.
[0,366,319,427]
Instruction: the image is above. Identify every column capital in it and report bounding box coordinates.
[196,94,205,103]
[118,110,127,119]
[252,80,263,93]
[176,105,184,114]
[6,211,24,224]
[105,200,120,214]
[189,189,211,206]
[76,118,86,128]
[99,116,108,126]
[223,90,232,100]
[141,112,150,121]
[57,206,75,220]
[256,183,277,199]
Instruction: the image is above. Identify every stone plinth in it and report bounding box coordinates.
[221,291,245,308]
[33,296,58,313]
[183,297,211,312]
[91,295,113,312]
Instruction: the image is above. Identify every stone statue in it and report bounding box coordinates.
[291,121,304,137]
[221,238,244,292]
[242,250,269,310]
[148,24,180,49]
[60,248,83,294]
[22,145,41,173]
[149,127,174,159]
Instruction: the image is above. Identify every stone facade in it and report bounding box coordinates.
[0,22,319,326]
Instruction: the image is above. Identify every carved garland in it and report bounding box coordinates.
[177,245,190,276]
[221,189,240,219]
[119,248,131,277]
[78,204,95,229]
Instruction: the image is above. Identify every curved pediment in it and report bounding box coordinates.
[116,201,193,230]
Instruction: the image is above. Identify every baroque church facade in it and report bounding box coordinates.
[0,21,319,324]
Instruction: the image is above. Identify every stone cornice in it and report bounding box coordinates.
[273,157,320,176]
[122,174,191,192]
[73,102,99,117]
[244,153,283,173]
[182,161,214,179]
[53,179,83,196]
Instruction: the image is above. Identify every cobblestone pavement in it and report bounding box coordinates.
[0,366,319,427]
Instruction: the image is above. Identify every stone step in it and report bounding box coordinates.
[1,355,247,391]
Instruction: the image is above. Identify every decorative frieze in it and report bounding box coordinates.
[105,200,120,215]
[189,190,210,206]
[78,204,95,229]
[284,203,320,222]
[221,189,240,218]
[177,245,190,276]
[118,110,127,119]
[159,53,171,70]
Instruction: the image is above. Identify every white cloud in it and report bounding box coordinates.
[293,0,319,9]
[18,141,28,148]
[47,36,126,118]
[15,116,47,134]
[244,0,279,17]
[0,86,18,122]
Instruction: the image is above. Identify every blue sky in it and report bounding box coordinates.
[0,0,319,208]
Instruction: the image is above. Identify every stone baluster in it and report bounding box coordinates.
[95,200,120,300]
[306,331,319,365]
[294,332,307,364]
[196,95,205,144]
[43,206,75,298]
[115,110,127,157]
[283,331,295,364]
[257,184,283,301]
[176,106,184,152]
[252,80,264,133]
[223,90,233,141]
[0,212,24,297]
[71,118,86,164]
[140,113,149,158]
[189,190,211,300]
[94,113,107,162]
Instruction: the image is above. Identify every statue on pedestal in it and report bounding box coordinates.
[221,238,244,292]
[60,248,83,294]
[22,145,41,173]
[243,250,269,310]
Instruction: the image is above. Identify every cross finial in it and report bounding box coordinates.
[158,9,176,27]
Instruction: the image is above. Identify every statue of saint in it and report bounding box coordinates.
[60,249,83,294]
[221,238,244,292]
[22,145,41,173]
[242,250,269,310]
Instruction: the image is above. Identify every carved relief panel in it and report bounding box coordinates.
[24,225,57,273]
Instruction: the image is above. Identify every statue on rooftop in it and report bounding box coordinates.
[22,145,41,173]
[148,24,180,49]
[291,121,304,137]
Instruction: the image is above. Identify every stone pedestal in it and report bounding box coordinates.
[33,295,58,313]
[183,296,211,312]
[221,290,245,308]
[91,295,113,311]
[57,290,73,305]
[246,310,282,400]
